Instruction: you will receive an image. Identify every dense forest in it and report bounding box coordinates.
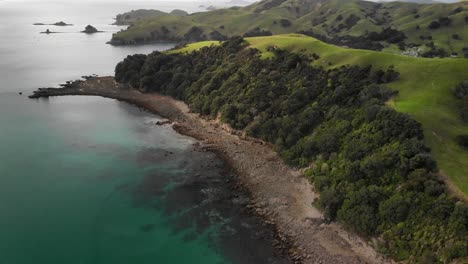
[115,38,467,263]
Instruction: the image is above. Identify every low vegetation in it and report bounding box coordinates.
[114,37,468,263]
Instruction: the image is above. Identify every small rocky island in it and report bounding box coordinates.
[53,21,73,26]
[40,29,57,34]
[82,25,99,34]
[33,21,73,26]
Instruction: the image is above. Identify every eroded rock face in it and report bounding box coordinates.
[82,25,98,34]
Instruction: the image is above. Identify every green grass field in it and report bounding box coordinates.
[177,34,468,197]
[166,41,220,54]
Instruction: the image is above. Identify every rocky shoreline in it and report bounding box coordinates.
[29,77,393,264]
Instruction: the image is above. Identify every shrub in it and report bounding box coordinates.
[428,21,440,29]
[451,6,463,14]
[422,47,448,58]
[209,30,227,41]
[279,19,292,27]
[438,17,452,26]
[462,97,468,122]
[454,81,468,99]
[344,14,360,29]
[456,135,468,148]
[243,27,272,37]
[183,26,205,42]
[367,28,406,43]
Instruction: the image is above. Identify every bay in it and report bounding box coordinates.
[0,1,289,263]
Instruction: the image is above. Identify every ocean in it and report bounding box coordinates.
[0,1,288,263]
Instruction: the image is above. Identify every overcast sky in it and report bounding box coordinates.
[1,0,460,3]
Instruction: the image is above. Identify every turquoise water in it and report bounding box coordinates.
[0,1,289,263]
[0,95,225,263]
[0,95,289,264]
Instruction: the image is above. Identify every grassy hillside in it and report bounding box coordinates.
[110,0,468,57]
[113,9,188,25]
[176,34,468,197]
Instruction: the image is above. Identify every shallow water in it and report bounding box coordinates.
[0,1,289,263]
[0,95,223,263]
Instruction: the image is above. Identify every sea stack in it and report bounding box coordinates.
[82,25,98,34]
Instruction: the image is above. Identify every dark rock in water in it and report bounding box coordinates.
[19,92,23,95]
[28,79,84,98]
[34,22,72,26]
[155,120,172,126]
[40,29,59,34]
[53,21,72,26]
[82,25,98,34]
[82,74,98,80]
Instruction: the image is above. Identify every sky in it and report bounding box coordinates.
[0,0,461,4]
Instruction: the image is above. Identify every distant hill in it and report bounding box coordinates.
[377,0,440,3]
[113,9,187,25]
[377,0,462,3]
[200,0,256,11]
[227,0,255,6]
[110,0,468,57]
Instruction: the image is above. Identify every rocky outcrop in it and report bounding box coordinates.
[40,29,57,34]
[82,25,98,34]
[29,75,98,98]
[53,21,72,26]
